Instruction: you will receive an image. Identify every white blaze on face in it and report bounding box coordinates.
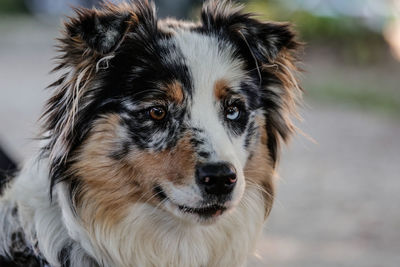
[173,31,249,204]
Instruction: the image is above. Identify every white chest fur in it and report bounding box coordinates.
[67,187,266,267]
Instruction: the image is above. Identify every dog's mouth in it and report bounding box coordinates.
[178,204,227,218]
[154,185,229,220]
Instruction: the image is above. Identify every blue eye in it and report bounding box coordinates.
[225,106,240,120]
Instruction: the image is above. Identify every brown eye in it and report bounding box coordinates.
[149,107,166,120]
[225,106,240,121]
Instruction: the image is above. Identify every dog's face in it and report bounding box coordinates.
[43,1,301,225]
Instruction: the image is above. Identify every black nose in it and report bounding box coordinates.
[195,162,237,196]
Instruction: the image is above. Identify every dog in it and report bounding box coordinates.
[0,0,302,266]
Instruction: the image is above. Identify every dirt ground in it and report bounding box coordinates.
[1,17,400,267]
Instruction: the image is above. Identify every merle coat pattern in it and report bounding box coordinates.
[0,1,302,266]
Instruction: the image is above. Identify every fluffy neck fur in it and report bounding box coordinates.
[0,157,266,267]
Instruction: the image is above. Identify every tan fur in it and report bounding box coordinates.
[244,119,275,218]
[214,78,230,100]
[70,114,196,226]
[164,80,184,104]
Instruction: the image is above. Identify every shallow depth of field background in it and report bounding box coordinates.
[0,1,399,266]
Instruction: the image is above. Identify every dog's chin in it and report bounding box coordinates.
[153,186,239,224]
[151,181,247,224]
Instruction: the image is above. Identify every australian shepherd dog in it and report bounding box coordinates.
[0,0,302,266]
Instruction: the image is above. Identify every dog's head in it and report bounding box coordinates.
[42,0,301,225]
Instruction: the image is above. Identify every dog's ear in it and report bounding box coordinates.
[201,0,297,62]
[58,1,156,65]
[202,0,302,165]
[43,2,157,194]
[65,7,134,55]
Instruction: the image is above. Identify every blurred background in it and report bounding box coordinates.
[0,0,399,266]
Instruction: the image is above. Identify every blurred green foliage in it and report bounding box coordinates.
[0,0,27,14]
[305,80,400,116]
[246,0,400,117]
[245,0,387,64]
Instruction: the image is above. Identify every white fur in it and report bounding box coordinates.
[0,155,266,267]
[173,31,249,209]
[174,31,249,164]
[0,159,98,266]
[69,183,265,267]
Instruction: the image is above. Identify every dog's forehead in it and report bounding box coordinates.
[170,31,246,126]
[172,31,245,83]
[163,30,246,101]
